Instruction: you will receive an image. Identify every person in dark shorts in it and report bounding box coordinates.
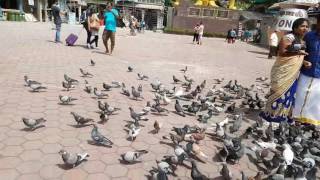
[51,1,64,43]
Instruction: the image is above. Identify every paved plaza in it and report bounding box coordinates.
[0,21,278,180]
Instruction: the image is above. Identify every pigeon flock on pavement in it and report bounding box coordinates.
[22,61,320,180]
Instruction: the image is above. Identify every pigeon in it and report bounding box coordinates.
[79,68,93,77]
[265,122,274,141]
[215,123,225,138]
[220,163,232,180]
[174,87,184,97]
[93,87,108,99]
[121,150,148,163]
[154,120,162,133]
[150,80,162,91]
[139,101,151,115]
[190,160,209,180]
[59,149,89,168]
[102,83,112,91]
[173,75,182,83]
[121,86,130,97]
[99,113,109,124]
[84,80,92,93]
[59,95,77,104]
[128,125,141,141]
[229,113,243,133]
[175,100,186,117]
[282,144,294,165]
[153,103,169,114]
[137,84,142,92]
[22,117,46,130]
[184,75,194,83]
[98,101,107,112]
[213,78,224,84]
[197,109,213,123]
[180,66,187,73]
[104,102,121,115]
[70,112,94,125]
[219,145,229,162]
[162,93,171,104]
[129,107,148,122]
[200,80,206,89]
[131,86,143,100]
[225,102,236,113]
[254,139,277,150]
[128,66,133,72]
[29,83,47,92]
[137,73,148,80]
[64,74,78,84]
[150,168,169,180]
[111,81,122,88]
[91,124,113,146]
[90,59,95,66]
[256,77,268,82]
[62,81,74,91]
[156,160,174,175]
[24,75,41,86]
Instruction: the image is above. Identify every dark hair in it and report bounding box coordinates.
[292,18,309,33]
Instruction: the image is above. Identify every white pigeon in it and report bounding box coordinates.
[218,117,230,127]
[255,139,277,150]
[128,126,141,141]
[282,144,294,165]
[174,87,184,97]
[163,93,171,104]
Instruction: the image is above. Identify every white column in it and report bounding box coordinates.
[141,10,145,21]
[44,0,48,22]
[37,0,42,22]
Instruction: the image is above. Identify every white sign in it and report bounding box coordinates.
[68,12,76,25]
[275,8,308,31]
[28,0,34,6]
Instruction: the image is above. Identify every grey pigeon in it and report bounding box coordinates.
[220,163,232,180]
[102,83,112,91]
[90,59,95,66]
[137,84,143,92]
[84,80,92,94]
[98,101,107,112]
[131,86,143,100]
[129,107,148,121]
[64,74,78,84]
[111,81,122,88]
[175,100,185,117]
[93,87,108,99]
[59,95,77,104]
[29,83,47,92]
[137,73,148,80]
[22,117,46,130]
[150,168,168,180]
[79,68,93,77]
[173,75,181,83]
[229,113,243,133]
[59,149,89,168]
[91,124,113,146]
[156,160,174,175]
[70,112,94,125]
[190,160,209,180]
[121,150,148,163]
[99,113,109,124]
[121,86,130,97]
[62,81,74,91]
[24,75,41,86]
[180,66,187,73]
[197,109,213,123]
[128,66,133,72]
[105,102,121,115]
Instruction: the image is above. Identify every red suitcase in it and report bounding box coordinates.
[65,33,78,46]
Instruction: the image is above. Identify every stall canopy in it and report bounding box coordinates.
[239,11,264,21]
[269,0,318,9]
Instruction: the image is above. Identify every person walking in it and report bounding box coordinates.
[230,29,236,43]
[193,24,200,44]
[293,15,320,126]
[88,13,100,49]
[198,22,204,45]
[268,30,279,59]
[83,9,92,48]
[51,1,64,43]
[260,18,309,124]
[102,2,119,55]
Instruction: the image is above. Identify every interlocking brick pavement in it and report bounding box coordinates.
[0,21,297,180]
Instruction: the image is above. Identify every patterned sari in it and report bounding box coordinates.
[260,55,304,123]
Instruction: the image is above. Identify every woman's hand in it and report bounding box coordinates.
[303,60,312,69]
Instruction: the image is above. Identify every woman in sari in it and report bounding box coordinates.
[260,18,309,123]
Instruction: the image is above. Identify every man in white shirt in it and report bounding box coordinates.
[198,21,204,45]
[268,30,279,59]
